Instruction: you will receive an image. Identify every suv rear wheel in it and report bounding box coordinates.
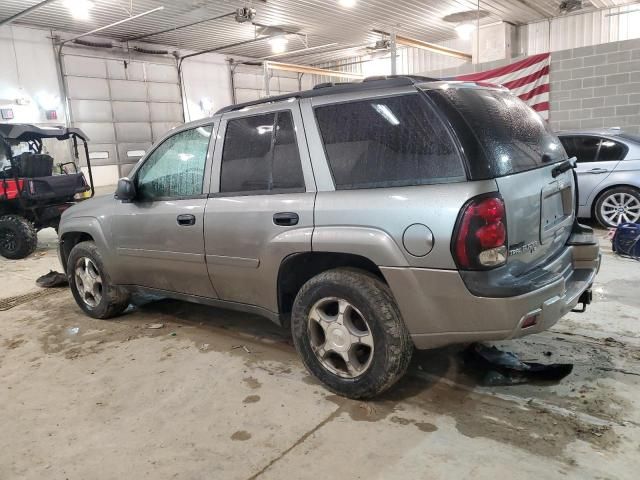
[595,186,640,228]
[67,241,130,319]
[291,268,413,399]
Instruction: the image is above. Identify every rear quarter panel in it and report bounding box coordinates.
[313,181,498,269]
[586,158,640,211]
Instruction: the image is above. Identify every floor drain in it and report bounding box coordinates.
[0,289,60,311]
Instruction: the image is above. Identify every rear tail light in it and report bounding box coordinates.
[453,194,508,270]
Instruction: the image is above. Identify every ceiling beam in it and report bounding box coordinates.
[0,0,58,27]
[265,61,364,79]
[372,29,471,61]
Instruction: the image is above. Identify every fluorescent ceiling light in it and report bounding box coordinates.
[269,36,288,54]
[372,104,399,126]
[64,0,94,21]
[339,0,357,7]
[455,23,476,40]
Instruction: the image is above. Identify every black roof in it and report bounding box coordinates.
[0,123,89,142]
[216,75,439,114]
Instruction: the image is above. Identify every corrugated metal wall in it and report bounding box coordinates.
[526,4,640,54]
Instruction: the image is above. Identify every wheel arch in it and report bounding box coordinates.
[277,251,386,328]
[58,217,107,274]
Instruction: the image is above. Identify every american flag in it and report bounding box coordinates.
[453,53,551,120]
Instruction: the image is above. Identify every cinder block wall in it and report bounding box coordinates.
[550,38,640,134]
[419,38,640,134]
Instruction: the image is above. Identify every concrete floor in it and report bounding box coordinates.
[1,227,639,480]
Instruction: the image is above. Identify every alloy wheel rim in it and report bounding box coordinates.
[307,297,374,379]
[601,193,640,226]
[0,228,17,252]
[74,257,103,307]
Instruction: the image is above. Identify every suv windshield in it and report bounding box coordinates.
[425,87,567,179]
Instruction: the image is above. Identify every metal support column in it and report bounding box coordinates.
[390,31,397,76]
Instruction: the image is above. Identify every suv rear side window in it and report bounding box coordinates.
[314,94,465,190]
[220,111,305,194]
[426,88,566,179]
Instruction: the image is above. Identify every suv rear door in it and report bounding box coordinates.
[204,103,316,313]
[559,135,626,206]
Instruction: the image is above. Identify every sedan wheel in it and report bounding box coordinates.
[597,189,640,227]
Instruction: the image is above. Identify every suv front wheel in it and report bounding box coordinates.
[67,241,130,319]
[291,268,413,399]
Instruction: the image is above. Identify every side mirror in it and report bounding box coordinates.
[115,177,136,202]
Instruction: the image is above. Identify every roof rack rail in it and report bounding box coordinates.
[214,75,442,115]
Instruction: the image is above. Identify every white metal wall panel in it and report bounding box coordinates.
[69,100,112,123]
[149,103,182,122]
[66,77,110,100]
[148,83,181,103]
[63,51,182,178]
[63,55,106,78]
[109,80,148,101]
[112,101,150,122]
[526,4,640,54]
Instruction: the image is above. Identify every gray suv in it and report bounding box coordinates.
[59,77,600,399]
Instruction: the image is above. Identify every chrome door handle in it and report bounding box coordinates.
[587,168,608,174]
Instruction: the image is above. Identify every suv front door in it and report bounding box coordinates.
[109,122,217,298]
[560,135,626,206]
[204,104,315,313]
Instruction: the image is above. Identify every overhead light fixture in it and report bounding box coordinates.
[269,36,288,54]
[338,0,357,8]
[455,23,476,40]
[64,0,94,21]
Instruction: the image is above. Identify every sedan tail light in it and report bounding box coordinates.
[452,194,508,270]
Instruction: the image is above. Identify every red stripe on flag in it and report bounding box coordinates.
[530,101,550,112]
[517,83,550,102]
[503,65,550,90]
[454,53,550,82]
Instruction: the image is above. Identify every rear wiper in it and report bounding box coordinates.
[552,157,576,178]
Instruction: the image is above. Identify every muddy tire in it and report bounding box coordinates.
[291,268,413,399]
[595,186,640,228]
[0,215,37,259]
[67,241,130,319]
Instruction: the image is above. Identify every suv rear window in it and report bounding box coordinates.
[314,94,465,190]
[425,87,566,179]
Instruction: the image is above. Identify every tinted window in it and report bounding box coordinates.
[598,139,626,161]
[559,136,600,163]
[426,88,566,179]
[220,111,305,194]
[136,125,212,200]
[314,94,464,190]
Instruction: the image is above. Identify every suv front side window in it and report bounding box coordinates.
[136,125,213,201]
[220,111,305,194]
[314,94,465,190]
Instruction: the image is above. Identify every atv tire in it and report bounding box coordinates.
[0,215,38,259]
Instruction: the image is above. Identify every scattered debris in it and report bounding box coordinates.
[200,343,210,351]
[232,345,252,354]
[146,323,164,329]
[36,270,68,288]
[169,332,177,337]
[66,327,79,336]
[463,343,573,386]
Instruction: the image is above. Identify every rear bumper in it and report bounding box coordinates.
[381,242,600,350]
